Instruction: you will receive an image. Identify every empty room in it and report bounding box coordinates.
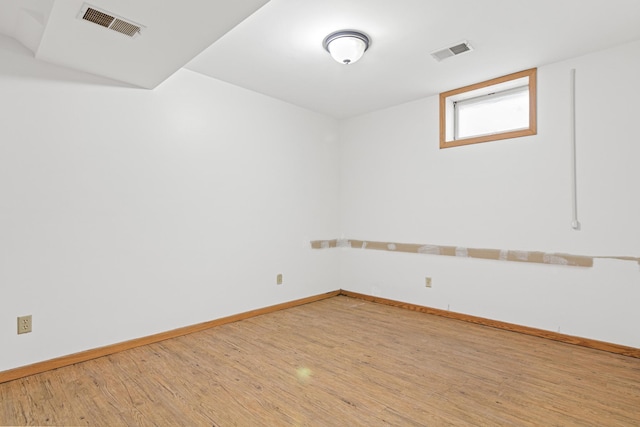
[1,0,640,425]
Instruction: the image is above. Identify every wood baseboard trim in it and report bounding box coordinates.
[4,288,637,384]
[339,290,640,359]
[0,290,341,384]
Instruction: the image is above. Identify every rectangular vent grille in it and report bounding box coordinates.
[110,18,140,37]
[450,43,471,55]
[79,5,144,38]
[83,8,113,28]
[431,41,473,62]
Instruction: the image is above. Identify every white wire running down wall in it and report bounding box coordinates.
[570,68,581,230]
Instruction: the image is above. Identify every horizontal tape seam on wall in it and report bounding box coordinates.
[311,239,640,268]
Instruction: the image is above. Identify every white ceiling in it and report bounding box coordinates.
[2,0,640,118]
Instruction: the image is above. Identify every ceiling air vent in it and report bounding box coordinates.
[78,4,144,38]
[430,41,473,62]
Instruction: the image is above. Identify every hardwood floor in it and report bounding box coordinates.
[1,295,639,426]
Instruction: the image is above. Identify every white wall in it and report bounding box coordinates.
[3,33,639,374]
[0,35,340,372]
[338,39,640,348]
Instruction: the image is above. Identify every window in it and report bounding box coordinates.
[440,68,537,149]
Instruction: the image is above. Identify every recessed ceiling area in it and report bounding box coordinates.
[0,0,270,88]
[2,0,640,118]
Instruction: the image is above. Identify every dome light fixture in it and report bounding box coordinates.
[322,30,370,65]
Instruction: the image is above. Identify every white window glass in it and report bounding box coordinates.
[455,86,529,140]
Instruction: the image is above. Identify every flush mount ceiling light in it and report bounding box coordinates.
[322,30,370,65]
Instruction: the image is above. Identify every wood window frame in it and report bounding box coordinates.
[439,68,537,149]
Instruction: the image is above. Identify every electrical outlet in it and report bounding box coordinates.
[425,277,432,288]
[276,274,283,285]
[17,315,32,334]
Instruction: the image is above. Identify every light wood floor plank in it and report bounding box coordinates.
[1,295,640,426]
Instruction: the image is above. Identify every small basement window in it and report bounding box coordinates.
[440,68,537,149]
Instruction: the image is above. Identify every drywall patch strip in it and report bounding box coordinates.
[311,239,640,267]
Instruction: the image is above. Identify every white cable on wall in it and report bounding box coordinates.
[570,68,581,230]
